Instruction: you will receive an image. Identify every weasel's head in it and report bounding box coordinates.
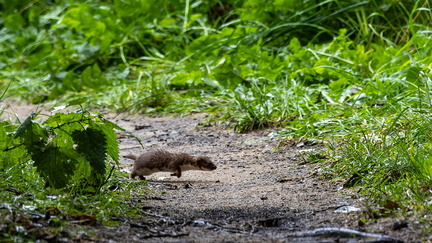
[196,156,217,171]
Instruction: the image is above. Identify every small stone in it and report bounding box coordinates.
[392,220,408,231]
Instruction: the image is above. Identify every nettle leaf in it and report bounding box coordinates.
[51,127,76,152]
[159,18,177,27]
[0,122,25,169]
[44,113,85,151]
[98,115,142,162]
[72,127,107,184]
[1,118,30,171]
[44,112,86,128]
[90,122,119,164]
[9,109,125,190]
[33,146,77,189]
[15,113,49,153]
[1,145,28,171]
[60,5,92,30]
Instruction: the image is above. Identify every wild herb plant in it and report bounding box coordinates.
[1,109,121,191]
[0,105,146,240]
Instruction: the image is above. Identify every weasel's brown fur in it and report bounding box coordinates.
[124,150,216,180]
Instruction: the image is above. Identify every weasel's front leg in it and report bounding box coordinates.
[170,167,182,178]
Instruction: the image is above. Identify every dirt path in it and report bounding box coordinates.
[0,101,425,242]
[103,113,418,242]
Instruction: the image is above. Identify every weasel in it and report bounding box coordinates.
[124,150,217,180]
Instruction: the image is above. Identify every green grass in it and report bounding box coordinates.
[2,0,432,238]
[328,108,432,206]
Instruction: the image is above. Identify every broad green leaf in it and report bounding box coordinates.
[289,38,302,51]
[90,122,119,164]
[33,146,77,189]
[4,13,25,31]
[44,112,85,128]
[72,128,107,184]
[160,18,177,27]
[15,113,48,153]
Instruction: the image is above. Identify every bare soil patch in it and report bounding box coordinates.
[1,100,429,242]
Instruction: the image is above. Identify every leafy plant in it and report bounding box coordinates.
[0,100,147,241]
[1,106,128,191]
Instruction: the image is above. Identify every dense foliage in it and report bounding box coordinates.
[0,103,146,240]
[1,0,432,239]
[2,108,122,190]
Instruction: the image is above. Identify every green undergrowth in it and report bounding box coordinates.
[326,106,432,213]
[0,104,148,241]
[1,0,432,229]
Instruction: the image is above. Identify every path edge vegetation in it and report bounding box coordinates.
[1,0,432,240]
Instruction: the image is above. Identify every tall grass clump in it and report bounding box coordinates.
[324,41,432,210]
[331,110,432,208]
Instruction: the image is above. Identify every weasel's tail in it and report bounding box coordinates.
[124,154,138,160]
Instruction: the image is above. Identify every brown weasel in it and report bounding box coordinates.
[124,150,217,180]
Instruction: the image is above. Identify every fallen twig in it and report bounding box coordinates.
[139,231,190,239]
[281,227,404,243]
